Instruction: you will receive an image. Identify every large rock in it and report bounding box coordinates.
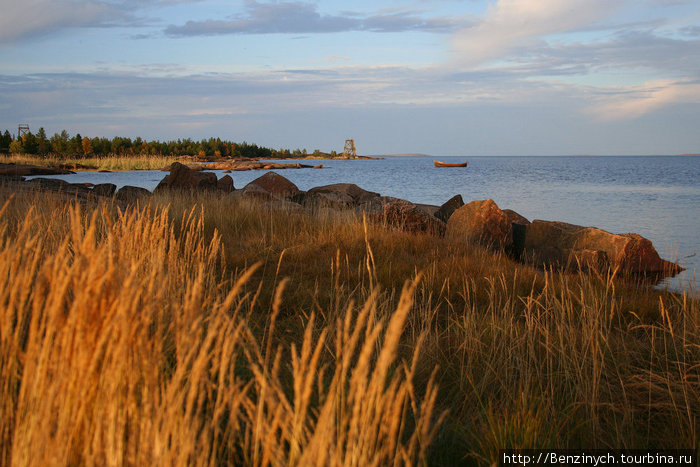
[25,177,71,191]
[307,183,380,206]
[92,183,117,197]
[415,203,440,217]
[435,194,464,223]
[446,199,513,250]
[115,185,151,204]
[503,209,530,260]
[25,178,92,197]
[524,220,683,275]
[300,190,355,210]
[503,209,530,226]
[155,162,217,192]
[0,174,25,183]
[373,199,446,235]
[570,249,610,272]
[242,171,300,199]
[217,175,235,193]
[0,163,74,176]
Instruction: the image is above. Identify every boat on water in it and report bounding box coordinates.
[434,160,467,167]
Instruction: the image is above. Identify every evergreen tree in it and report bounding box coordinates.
[69,133,83,155]
[22,132,38,154]
[50,130,70,156]
[0,130,12,153]
[36,127,50,156]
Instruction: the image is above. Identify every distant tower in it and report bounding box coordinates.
[342,139,356,158]
[18,124,30,139]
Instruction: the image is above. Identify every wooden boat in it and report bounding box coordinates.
[434,160,467,167]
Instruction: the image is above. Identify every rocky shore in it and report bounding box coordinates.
[0,163,76,176]
[2,161,684,281]
[178,161,326,171]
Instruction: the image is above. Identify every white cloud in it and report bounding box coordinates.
[586,79,700,120]
[451,0,625,68]
[0,0,134,43]
[164,1,461,36]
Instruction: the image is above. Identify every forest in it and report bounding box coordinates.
[0,127,335,159]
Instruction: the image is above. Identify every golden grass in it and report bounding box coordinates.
[0,153,185,171]
[1,186,698,466]
[0,189,443,466]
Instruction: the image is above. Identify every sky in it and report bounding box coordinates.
[0,0,699,156]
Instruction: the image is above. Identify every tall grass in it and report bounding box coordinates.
[1,186,698,466]
[0,153,185,170]
[0,189,442,466]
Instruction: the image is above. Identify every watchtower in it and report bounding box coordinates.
[18,124,30,139]
[342,139,356,158]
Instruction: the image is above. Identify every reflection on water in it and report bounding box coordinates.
[25,156,700,294]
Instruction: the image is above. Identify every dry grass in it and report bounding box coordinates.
[0,188,442,466]
[0,153,185,171]
[1,186,698,466]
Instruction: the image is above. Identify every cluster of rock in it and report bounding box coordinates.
[195,161,324,171]
[3,176,152,204]
[0,163,75,176]
[162,164,682,279]
[2,161,683,280]
[444,199,682,277]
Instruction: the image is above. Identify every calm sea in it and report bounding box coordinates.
[26,155,700,293]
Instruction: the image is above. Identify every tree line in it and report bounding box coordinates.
[0,128,336,159]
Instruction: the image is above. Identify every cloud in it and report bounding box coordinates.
[586,79,700,120]
[680,25,700,37]
[508,30,700,78]
[451,0,625,67]
[0,0,136,43]
[164,0,461,36]
[2,68,698,155]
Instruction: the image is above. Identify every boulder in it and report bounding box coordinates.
[523,220,684,276]
[115,185,151,204]
[503,209,530,226]
[570,249,610,272]
[263,200,305,213]
[376,199,446,236]
[0,174,25,183]
[416,203,440,217]
[25,177,71,190]
[25,178,92,197]
[307,183,380,206]
[217,175,235,193]
[503,209,530,260]
[0,163,74,176]
[300,190,355,210]
[92,183,117,197]
[242,171,300,199]
[446,199,513,250]
[155,162,217,192]
[435,194,464,223]
[233,183,272,201]
[579,230,682,275]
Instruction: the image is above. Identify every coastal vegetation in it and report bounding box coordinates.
[1,183,697,465]
[0,127,338,161]
[0,153,186,171]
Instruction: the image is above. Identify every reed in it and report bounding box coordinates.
[0,153,185,171]
[0,189,442,466]
[1,186,698,466]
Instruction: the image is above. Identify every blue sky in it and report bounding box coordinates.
[1,0,698,155]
